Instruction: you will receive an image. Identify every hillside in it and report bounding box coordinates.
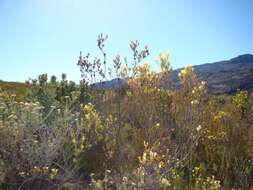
[172,54,253,94]
[94,54,253,94]
[0,81,30,100]
[1,54,253,95]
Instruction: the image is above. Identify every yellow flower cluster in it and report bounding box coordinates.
[70,130,86,159]
[139,149,159,164]
[203,176,221,190]
[213,111,227,122]
[18,166,59,180]
[192,167,220,190]
[156,52,171,72]
[119,64,129,78]
[178,64,194,79]
[160,177,171,188]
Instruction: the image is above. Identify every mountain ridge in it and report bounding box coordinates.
[1,54,253,94]
[93,54,253,94]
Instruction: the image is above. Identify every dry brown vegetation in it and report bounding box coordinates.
[0,34,253,190]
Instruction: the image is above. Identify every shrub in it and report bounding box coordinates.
[0,34,253,189]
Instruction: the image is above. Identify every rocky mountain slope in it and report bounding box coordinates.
[2,54,253,95]
[186,54,253,94]
[94,54,253,94]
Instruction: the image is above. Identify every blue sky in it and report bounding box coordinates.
[0,0,253,82]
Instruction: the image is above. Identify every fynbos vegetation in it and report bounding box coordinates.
[0,34,253,190]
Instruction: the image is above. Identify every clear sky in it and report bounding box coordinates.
[0,0,253,82]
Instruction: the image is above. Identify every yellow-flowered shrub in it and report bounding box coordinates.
[1,36,253,190]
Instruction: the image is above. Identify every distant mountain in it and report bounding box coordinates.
[93,54,253,94]
[2,54,253,95]
[91,78,127,90]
